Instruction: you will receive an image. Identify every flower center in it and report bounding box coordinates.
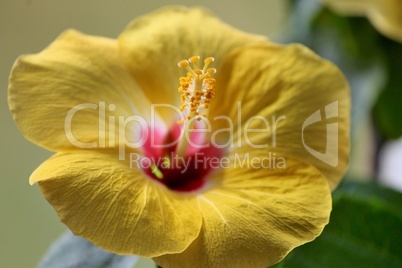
[141,124,223,192]
[177,56,216,123]
[140,56,221,193]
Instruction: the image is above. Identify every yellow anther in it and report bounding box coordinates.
[204,57,214,64]
[178,60,189,68]
[203,57,215,73]
[207,68,217,75]
[177,56,216,124]
[189,56,200,63]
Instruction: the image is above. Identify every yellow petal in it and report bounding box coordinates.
[154,150,332,268]
[322,0,402,42]
[8,30,156,152]
[209,44,350,190]
[118,6,266,124]
[31,151,202,257]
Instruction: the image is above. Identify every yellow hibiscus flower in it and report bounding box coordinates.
[8,6,350,268]
[322,0,402,42]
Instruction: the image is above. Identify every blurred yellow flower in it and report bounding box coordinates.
[8,6,350,268]
[322,0,402,42]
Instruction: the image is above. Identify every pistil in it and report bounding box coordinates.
[176,56,216,156]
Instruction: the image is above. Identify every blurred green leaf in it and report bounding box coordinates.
[39,231,139,268]
[311,8,383,66]
[336,180,402,212]
[373,38,402,140]
[272,182,402,268]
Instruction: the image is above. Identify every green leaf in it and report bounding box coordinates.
[373,38,402,140]
[272,182,402,268]
[39,231,139,268]
[308,7,384,67]
[335,180,402,213]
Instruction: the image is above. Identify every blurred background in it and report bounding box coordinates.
[1,0,401,267]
